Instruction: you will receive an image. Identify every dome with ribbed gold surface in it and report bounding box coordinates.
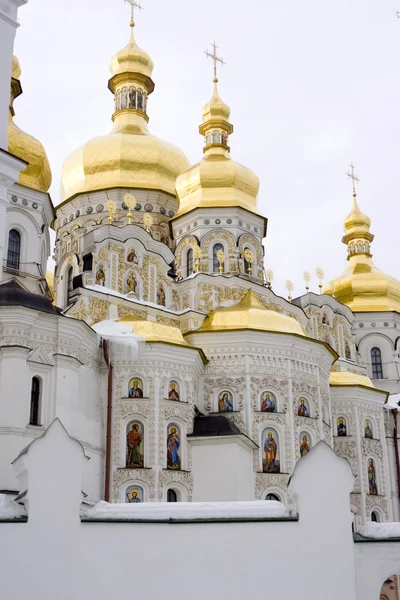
[7,56,52,193]
[60,22,188,203]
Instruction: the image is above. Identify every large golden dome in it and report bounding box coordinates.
[7,56,52,193]
[325,193,400,312]
[175,79,260,218]
[61,24,188,203]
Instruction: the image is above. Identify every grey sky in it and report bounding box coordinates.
[12,0,400,298]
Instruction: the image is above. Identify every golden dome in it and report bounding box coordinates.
[7,57,52,193]
[60,25,188,203]
[196,289,306,336]
[329,370,376,390]
[175,79,260,218]
[325,193,400,312]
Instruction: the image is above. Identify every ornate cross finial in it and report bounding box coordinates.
[346,162,360,196]
[125,0,143,26]
[204,41,225,82]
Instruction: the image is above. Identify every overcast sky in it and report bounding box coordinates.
[12,0,400,298]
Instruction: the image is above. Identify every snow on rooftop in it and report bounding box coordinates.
[0,494,26,519]
[83,500,291,521]
[359,522,400,539]
[385,394,400,409]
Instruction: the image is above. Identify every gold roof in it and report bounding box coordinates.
[329,370,376,390]
[116,318,207,362]
[197,290,306,336]
[60,25,188,203]
[7,56,52,193]
[175,79,261,218]
[325,194,400,312]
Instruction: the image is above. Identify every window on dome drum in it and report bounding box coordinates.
[243,248,252,275]
[167,489,178,503]
[371,347,383,379]
[66,266,73,303]
[30,377,40,426]
[7,229,21,270]
[186,248,194,277]
[371,511,380,522]
[265,493,280,502]
[212,243,224,273]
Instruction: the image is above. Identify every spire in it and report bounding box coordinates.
[108,1,154,134]
[342,164,373,259]
[200,42,233,153]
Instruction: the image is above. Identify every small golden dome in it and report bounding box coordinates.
[329,370,376,389]
[196,289,306,336]
[109,25,154,81]
[7,57,52,193]
[175,79,260,218]
[325,194,400,312]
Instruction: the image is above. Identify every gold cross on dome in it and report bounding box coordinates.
[204,41,225,81]
[125,0,143,24]
[346,162,360,195]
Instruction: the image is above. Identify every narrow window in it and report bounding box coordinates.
[265,493,280,501]
[371,511,379,522]
[30,377,40,425]
[167,489,178,503]
[371,347,383,379]
[186,248,194,277]
[66,266,73,303]
[212,243,224,273]
[7,229,21,270]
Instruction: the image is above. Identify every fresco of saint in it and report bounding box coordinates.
[127,249,138,263]
[262,429,280,473]
[129,378,144,398]
[126,486,143,503]
[300,433,311,457]
[261,392,277,413]
[368,458,378,495]
[126,422,144,468]
[95,265,105,286]
[168,381,180,401]
[365,420,373,439]
[297,397,310,418]
[157,285,166,306]
[167,425,181,470]
[218,391,233,413]
[337,418,347,437]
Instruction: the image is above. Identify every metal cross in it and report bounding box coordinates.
[125,0,143,24]
[346,162,360,195]
[204,41,225,80]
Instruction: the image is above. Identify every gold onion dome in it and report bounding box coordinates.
[175,78,260,217]
[60,23,189,203]
[325,193,400,312]
[196,290,305,336]
[7,56,52,193]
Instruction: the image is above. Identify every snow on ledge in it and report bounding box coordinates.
[359,522,400,539]
[385,394,400,410]
[0,494,26,519]
[83,500,291,521]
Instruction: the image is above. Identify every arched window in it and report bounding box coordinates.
[243,247,252,274]
[30,377,40,425]
[371,347,383,379]
[186,248,194,277]
[265,493,280,501]
[137,89,143,110]
[66,266,73,303]
[212,243,224,273]
[167,489,178,503]
[371,511,380,522]
[7,229,21,270]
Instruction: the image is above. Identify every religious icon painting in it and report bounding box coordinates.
[260,391,277,413]
[128,378,144,398]
[168,381,180,401]
[126,421,144,468]
[299,432,311,458]
[125,485,144,503]
[368,458,378,495]
[365,419,373,439]
[218,390,234,413]
[157,284,166,307]
[337,417,347,437]
[127,248,138,264]
[297,397,310,418]
[262,428,280,473]
[167,423,181,470]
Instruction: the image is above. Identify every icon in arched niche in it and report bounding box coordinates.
[322,313,329,325]
[126,485,143,503]
[126,421,144,468]
[345,343,351,360]
[167,424,181,470]
[261,391,277,413]
[128,86,136,109]
[218,391,233,413]
[168,381,180,401]
[137,89,143,110]
[365,419,373,439]
[297,397,310,418]
[125,272,137,294]
[160,226,169,246]
[157,284,166,306]
[262,428,280,473]
[337,417,347,437]
[368,458,378,495]
[95,264,105,286]
[299,432,311,457]
[127,248,138,264]
[129,378,144,398]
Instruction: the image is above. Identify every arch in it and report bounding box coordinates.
[297,396,311,418]
[128,377,144,398]
[260,390,278,413]
[29,376,41,426]
[126,420,145,468]
[217,389,234,413]
[213,129,220,144]
[167,488,178,502]
[299,430,312,458]
[186,247,194,277]
[371,347,383,379]
[164,482,188,502]
[168,380,180,401]
[261,427,281,473]
[7,228,21,270]
[212,242,225,273]
[371,510,380,522]
[265,493,281,501]
[166,422,181,470]
[125,484,144,503]
[337,416,347,437]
